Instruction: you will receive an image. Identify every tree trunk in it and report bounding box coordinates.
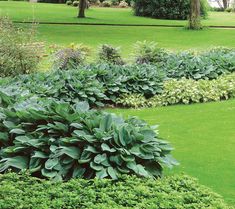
[222,0,228,9]
[188,0,201,30]
[78,0,86,18]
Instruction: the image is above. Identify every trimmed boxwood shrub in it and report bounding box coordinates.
[0,172,230,209]
[0,100,177,180]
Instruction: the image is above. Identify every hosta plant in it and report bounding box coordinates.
[0,101,177,180]
[149,73,235,106]
[1,69,108,107]
[162,48,235,80]
[116,93,147,108]
[116,73,235,108]
[88,63,166,100]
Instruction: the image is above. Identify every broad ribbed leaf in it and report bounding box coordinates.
[107,167,118,180]
[41,168,57,178]
[100,114,112,132]
[45,158,59,170]
[0,156,28,172]
[10,128,25,135]
[96,168,108,179]
[72,166,86,178]
[94,154,107,164]
[101,143,116,153]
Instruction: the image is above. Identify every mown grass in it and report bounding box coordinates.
[2,2,235,59]
[109,100,235,205]
[34,24,235,58]
[1,2,235,26]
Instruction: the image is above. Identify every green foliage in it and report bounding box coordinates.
[0,17,43,77]
[0,172,230,209]
[53,44,89,70]
[14,69,107,107]
[66,0,72,5]
[72,1,79,6]
[132,44,235,80]
[116,93,147,108]
[117,73,235,107]
[162,48,235,80]
[0,101,177,180]
[133,41,169,64]
[0,47,234,108]
[98,44,124,65]
[0,63,165,107]
[149,73,235,106]
[101,0,112,7]
[133,0,208,20]
[91,63,165,100]
[225,7,233,12]
[118,0,128,8]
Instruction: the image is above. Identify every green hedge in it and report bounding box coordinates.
[0,172,230,209]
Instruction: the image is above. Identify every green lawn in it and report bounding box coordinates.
[36,24,235,57]
[109,100,235,205]
[2,2,235,58]
[1,2,235,26]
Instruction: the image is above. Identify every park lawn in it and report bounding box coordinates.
[1,2,235,26]
[35,24,235,58]
[108,99,235,206]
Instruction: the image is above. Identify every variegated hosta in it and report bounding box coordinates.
[0,101,177,181]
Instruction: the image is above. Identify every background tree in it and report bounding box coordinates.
[215,0,230,9]
[78,0,87,18]
[188,0,201,30]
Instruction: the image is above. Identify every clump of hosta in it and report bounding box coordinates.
[116,93,147,108]
[149,73,235,106]
[0,101,177,181]
[53,43,89,70]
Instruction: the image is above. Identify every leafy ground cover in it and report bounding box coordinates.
[1,2,235,26]
[0,172,230,209]
[109,99,235,205]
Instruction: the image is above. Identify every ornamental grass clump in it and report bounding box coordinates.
[98,44,125,65]
[0,17,44,77]
[53,44,89,70]
[133,41,169,64]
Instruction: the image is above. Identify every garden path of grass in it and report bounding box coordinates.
[108,100,235,206]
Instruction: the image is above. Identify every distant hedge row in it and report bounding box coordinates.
[133,0,208,20]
